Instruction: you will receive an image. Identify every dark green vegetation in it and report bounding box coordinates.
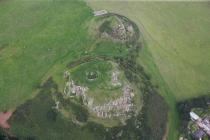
[9,78,91,140]
[0,1,168,140]
[8,59,168,140]
[99,21,113,34]
[8,68,168,140]
[177,96,210,139]
[116,57,168,140]
[0,131,18,140]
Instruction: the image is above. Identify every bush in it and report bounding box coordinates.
[99,21,112,34]
[46,109,57,122]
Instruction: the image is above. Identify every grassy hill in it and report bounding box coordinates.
[0,1,169,139]
[2,1,209,140]
[87,1,210,140]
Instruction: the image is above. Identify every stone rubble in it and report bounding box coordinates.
[63,72,88,97]
[63,71,135,119]
[91,85,135,118]
[111,71,121,86]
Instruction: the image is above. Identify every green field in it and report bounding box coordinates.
[87,1,210,140]
[0,0,94,110]
[0,0,148,139]
[0,1,128,111]
[0,1,169,139]
[87,1,210,100]
[1,1,209,140]
[70,61,113,89]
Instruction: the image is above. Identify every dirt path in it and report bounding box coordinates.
[0,110,14,129]
[68,55,112,69]
[162,124,169,140]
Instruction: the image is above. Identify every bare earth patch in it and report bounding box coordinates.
[0,110,13,129]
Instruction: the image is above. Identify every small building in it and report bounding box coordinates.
[190,111,200,121]
[190,111,210,139]
[93,10,108,16]
[193,129,205,140]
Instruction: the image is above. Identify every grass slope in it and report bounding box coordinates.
[87,1,210,100]
[87,1,210,140]
[0,0,129,111]
[0,1,169,139]
[0,1,93,110]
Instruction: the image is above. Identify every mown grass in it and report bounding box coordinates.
[87,0,210,102]
[0,1,169,139]
[0,0,129,111]
[70,60,112,89]
[87,1,210,140]
[0,0,95,110]
[69,60,124,104]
